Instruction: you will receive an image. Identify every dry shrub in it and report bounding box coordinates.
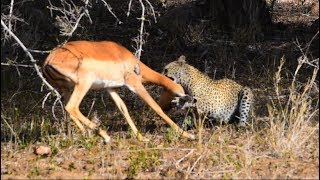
[274,0,317,5]
[267,53,319,158]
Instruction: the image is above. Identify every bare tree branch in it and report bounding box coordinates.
[48,0,91,38]
[1,113,20,143]
[42,92,52,108]
[132,0,157,74]
[1,0,26,42]
[1,62,34,68]
[27,49,51,54]
[127,0,133,17]
[305,31,319,56]
[1,19,65,120]
[8,0,14,32]
[67,12,86,37]
[66,0,90,37]
[145,0,157,23]
[133,0,146,74]
[137,0,145,59]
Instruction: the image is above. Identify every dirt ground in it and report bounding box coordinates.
[1,126,319,179]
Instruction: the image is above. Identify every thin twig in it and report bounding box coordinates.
[27,49,51,54]
[120,147,196,153]
[1,113,20,143]
[305,31,319,55]
[175,149,195,166]
[8,0,14,32]
[127,0,133,17]
[42,92,52,108]
[100,94,107,108]
[186,153,204,178]
[52,96,64,120]
[144,0,157,23]
[100,0,123,24]
[48,0,53,17]
[137,0,145,60]
[1,62,34,68]
[48,0,91,39]
[133,0,146,74]
[133,0,157,74]
[87,97,96,118]
[66,12,85,37]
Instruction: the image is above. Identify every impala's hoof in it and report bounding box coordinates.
[98,128,111,143]
[103,135,111,143]
[137,133,150,142]
[182,131,196,140]
[140,137,150,142]
[189,134,196,140]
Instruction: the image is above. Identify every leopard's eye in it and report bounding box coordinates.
[163,68,168,74]
[168,76,174,81]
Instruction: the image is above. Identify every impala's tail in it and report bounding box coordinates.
[42,51,74,90]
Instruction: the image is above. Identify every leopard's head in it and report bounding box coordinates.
[162,55,188,84]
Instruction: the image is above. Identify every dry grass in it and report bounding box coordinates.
[267,54,319,159]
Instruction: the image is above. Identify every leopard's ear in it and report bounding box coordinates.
[177,55,186,65]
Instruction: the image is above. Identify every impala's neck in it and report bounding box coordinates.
[139,62,185,96]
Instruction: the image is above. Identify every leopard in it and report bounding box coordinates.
[161,55,254,127]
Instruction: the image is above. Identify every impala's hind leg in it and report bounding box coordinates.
[107,89,149,142]
[65,82,110,143]
[125,74,195,140]
[61,89,86,133]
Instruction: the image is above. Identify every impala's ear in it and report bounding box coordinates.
[177,55,186,65]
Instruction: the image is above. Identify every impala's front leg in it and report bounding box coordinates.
[125,74,195,140]
[107,89,149,142]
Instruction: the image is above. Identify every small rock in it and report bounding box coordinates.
[55,157,64,164]
[1,166,8,174]
[310,2,319,16]
[34,145,51,156]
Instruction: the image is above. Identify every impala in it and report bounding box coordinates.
[42,40,195,142]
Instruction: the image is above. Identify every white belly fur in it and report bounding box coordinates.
[91,79,125,89]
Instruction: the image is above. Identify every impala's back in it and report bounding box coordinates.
[42,41,138,91]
